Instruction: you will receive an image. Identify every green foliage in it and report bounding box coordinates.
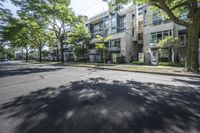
[116,55,124,64]
[0,44,5,58]
[11,0,78,63]
[0,45,15,59]
[157,36,178,49]
[74,46,88,58]
[132,61,147,65]
[107,0,200,27]
[158,62,184,67]
[95,35,112,63]
[68,19,91,46]
[5,47,15,59]
[95,35,112,53]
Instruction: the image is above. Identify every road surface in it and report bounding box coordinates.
[0,61,200,133]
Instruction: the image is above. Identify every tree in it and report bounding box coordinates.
[0,0,12,47]
[73,46,88,61]
[157,36,179,62]
[107,0,200,73]
[0,44,5,58]
[23,17,51,63]
[95,35,112,64]
[12,0,77,64]
[68,18,91,47]
[2,18,31,62]
[68,18,91,61]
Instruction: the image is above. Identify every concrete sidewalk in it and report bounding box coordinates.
[28,61,200,77]
[68,63,200,77]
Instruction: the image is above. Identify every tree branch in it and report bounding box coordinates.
[170,2,188,10]
[158,0,189,27]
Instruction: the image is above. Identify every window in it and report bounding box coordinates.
[150,30,173,44]
[163,30,172,37]
[131,14,135,36]
[179,35,186,46]
[104,29,109,37]
[138,33,143,40]
[151,33,157,43]
[111,14,117,34]
[132,14,135,28]
[178,29,187,46]
[157,32,162,42]
[138,7,144,15]
[118,15,126,32]
[110,39,120,48]
[104,16,110,36]
[93,22,103,37]
[93,22,103,33]
[159,49,169,58]
[152,12,162,25]
[104,16,109,29]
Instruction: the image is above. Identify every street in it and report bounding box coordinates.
[0,61,200,133]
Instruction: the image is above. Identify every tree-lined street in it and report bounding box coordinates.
[0,61,200,133]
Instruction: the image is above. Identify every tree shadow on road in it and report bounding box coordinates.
[0,67,64,78]
[0,78,200,133]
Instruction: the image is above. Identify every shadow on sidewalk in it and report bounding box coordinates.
[0,78,200,133]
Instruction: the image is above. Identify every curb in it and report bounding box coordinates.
[70,65,200,78]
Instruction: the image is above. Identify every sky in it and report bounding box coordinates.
[3,0,109,18]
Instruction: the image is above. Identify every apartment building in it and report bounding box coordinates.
[48,4,200,65]
[142,5,200,65]
[86,5,140,63]
[48,44,74,62]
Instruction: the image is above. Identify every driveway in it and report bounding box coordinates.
[0,61,200,133]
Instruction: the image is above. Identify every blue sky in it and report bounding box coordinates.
[3,0,109,18]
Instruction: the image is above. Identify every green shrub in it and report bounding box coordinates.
[116,55,124,64]
[159,57,169,62]
[158,62,184,67]
[132,61,147,65]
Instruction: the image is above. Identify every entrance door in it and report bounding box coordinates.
[151,50,158,65]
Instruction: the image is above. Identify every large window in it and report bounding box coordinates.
[93,22,103,33]
[111,14,117,34]
[93,22,103,37]
[110,39,120,48]
[150,30,172,44]
[132,14,135,36]
[104,16,110,37]
[179,35,187,46]
[152,12,163,25]
[104,16,109,29]
[138,7,144,15]
[138,33,143,40]
[118,15,126,32]
[178,30,187,46]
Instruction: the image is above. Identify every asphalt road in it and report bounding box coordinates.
[0,61,200,133]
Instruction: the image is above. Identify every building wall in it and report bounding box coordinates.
[142,5,192,64]
[87,5,137,63]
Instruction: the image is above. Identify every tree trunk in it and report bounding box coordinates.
[185,19,200,73]
[60,41,64,64]
[38,48,42,63]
